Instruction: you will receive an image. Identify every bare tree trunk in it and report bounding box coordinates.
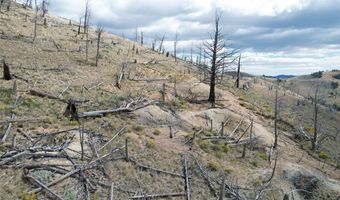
[174,32,178,62]
[312,81,319,151]
[3,61,12,80]
[274,87,278,149]
[236,54,241,88]
[33,3,38,42]
[158,35,165,52]
[140,30,143,46]
[95,26,103,67]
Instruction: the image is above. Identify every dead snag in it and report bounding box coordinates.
[3,61,11,80]
[63,100,79,121]
[182,155,190,200]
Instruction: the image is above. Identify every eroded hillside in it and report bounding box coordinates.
[0,2,339,200]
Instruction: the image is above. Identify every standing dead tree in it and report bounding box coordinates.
[32,0,38,42]
[273,86,279,149]
[83,1,90,34]
[174,31,178,62]
[3,61,11,80]
[95,26,104,66]
[158,35,165,53]
[41,0,49,17]
[312,81,319,151]
[203,11,238,107]
[236,54,241,88]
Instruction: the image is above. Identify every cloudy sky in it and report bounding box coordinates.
[25,0,340,75]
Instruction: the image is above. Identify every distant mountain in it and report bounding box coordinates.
[224,71,254,77]
[272,75,295,79]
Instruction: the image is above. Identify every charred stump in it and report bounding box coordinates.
[3,61,11,80]
[64,100,79,121]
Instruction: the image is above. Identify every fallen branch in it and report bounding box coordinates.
[98,126,126,152]
[129,77,168,82]
[129,157,186,178]
[25,174,65,200]
[129,192,186,199]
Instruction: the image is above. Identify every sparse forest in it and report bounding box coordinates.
[0,1,339,200]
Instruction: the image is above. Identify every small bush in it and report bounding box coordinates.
[333,74,340,80]
[199,140,211,152]
[251,160,260,168]
[146,139,156,149]
[224,166,233,174]
[311,71,323,78]
[132,124,144,132]
[331,81,339,89]
[152,129,161,135]
[22,193,38,200]
[208,160,221,171]
[256,151,268,161]
[318,151,328,159]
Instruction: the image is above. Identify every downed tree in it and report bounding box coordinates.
[79,98,157,118]
[29,89,88,104]
[129,192,186,199]
[128,77,168,82]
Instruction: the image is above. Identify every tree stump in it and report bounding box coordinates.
[3,61,11,80]
[63,100,79,121]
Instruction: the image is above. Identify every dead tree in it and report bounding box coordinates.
[140,30,144,46]
[33,1,38,42]
[273,86,279,149]
[174,32,178,62]
[78,17,82,35]
[3,61,11,80]
[203,11,238,107]
[236,54,241,88]
[42,0,49,17]
[83,1,91,61]
[158,35,165,53]
[95,26,104,67]
[312,81,319,151]
[135,26,138,43]
[83,1,90,34]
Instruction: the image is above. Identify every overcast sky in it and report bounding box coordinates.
[24,0,340,75]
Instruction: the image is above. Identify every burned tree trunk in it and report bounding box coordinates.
[63,100,79,121]
[3,61,12,80]
[236,54,241,88]
[273,87,278,149]
[95,26,103,67]
[312,81,319,151]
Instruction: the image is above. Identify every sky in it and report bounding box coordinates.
[21,0,340,75]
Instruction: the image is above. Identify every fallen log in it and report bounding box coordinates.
[129,157,186,178]
[98,126,126,152]
[129,192,186,199]
[129,77,168,82]
[0,118,43,125]
[28,89,89,104]
[25,174,65,200]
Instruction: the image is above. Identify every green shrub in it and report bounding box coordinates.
[224,166,233,174]
[146,139,156,149]
[152,129,161,135]
[132,124,144,132]
[256,151,268,161]
[251,160,260,168]
[311,71,323,78]
[22,193,38,200]
[331,81,339,89]
[199,140,211,152]
[333,74,340,80]
[208,160,221,171]
[318,151,328,159]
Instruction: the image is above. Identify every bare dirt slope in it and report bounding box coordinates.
[0,2,339,200]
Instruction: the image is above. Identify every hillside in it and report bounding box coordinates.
[0,2,340,200]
